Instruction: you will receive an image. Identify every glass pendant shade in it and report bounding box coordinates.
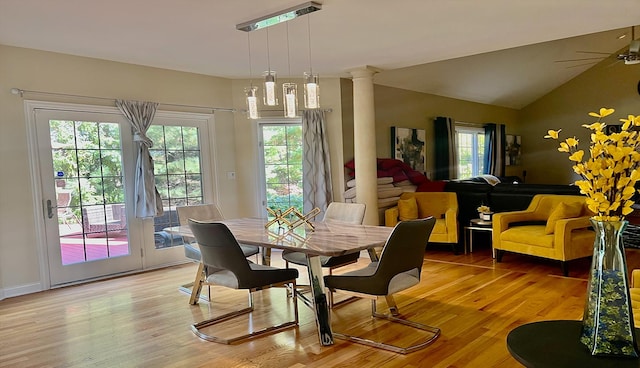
[244,86,260,120]
[263,71,278,106]
[282,83,298,118]
[303,72,320,109]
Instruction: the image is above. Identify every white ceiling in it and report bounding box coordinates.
[1,0,639,109]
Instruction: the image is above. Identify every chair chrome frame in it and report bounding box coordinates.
[191,280,299,344]
[331,293,440,354]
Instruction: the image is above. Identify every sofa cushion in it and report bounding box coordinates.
[545,202,584,234]
[501,225,554,248]
[398,197,418,221]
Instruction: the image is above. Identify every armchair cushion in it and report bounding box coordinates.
[398,197,418,221]
[545,202,584,234]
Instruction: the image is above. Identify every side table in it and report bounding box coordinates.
[464,218,494,257]
[507,320,640,368]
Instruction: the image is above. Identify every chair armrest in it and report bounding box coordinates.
[385,207,400,227]
[554,216,592,234]
[493,211,537,232]
[445,208,458,229]
[633,269,640,288]
[444,207,458,243]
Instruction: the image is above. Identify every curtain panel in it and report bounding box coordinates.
[302,109,333,217]
[116,99,163,218]
[484,123,506,177]
[433,116,457,180]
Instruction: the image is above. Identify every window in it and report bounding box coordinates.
[149,125,203,208]
[259,122,303,215]
[148,124,204,249]
[456,126,485,179]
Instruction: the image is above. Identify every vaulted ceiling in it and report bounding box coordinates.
[1,0,639,109]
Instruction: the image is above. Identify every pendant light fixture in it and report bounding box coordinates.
[263,28,278,106]
[236,2,322,115]
[282,23,298,118]
[303,15,320,109]
[244,33,259,119]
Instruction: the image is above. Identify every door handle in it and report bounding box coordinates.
[46,199,54,219]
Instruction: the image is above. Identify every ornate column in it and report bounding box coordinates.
[350,67,379,225]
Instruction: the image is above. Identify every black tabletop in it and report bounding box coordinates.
[507,320,640,368]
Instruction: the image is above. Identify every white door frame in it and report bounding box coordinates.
[25,100,216,289]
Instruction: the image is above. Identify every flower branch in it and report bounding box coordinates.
[544,108,640,221]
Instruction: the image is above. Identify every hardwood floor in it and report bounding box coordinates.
[3,244,640,368]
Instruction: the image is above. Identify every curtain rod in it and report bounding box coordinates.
[9,88,236,113]
[259,108,333,113]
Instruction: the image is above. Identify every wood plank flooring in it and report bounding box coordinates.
[3,244,640,368]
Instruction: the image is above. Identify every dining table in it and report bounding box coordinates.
[165,217,394,346]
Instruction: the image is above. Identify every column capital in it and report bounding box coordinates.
[349,66,381,79]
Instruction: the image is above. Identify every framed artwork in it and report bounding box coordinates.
[391,127,426,172]
[506,134,522,166]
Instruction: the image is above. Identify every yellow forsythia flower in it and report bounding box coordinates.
[545,107,640,220]
[544,129,561,139]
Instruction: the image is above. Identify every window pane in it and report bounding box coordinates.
[164,126,184,150]
[166,151,185,174]
[263,126,286,145]
[151,123,204,249]
[264,146,287,164]
[75,121,99,149]
[182,127,199,150]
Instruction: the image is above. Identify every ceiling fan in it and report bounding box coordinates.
[555,25,639,68]
[617,26,639,65]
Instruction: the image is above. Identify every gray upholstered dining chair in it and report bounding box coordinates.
[281,202,366,306]
[324,217,440,354]
[187,219,299,344]
[176,204,260,303]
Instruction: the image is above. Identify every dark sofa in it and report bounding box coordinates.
[443,180,581,252]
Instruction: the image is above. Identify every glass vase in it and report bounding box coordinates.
[580,219,638,357]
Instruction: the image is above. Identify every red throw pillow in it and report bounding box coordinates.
[417,180,446,192]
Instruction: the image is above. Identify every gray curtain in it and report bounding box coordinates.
[484,123,506,177]
[116,99,163,218]
[433,116,458,180]
[302,109,333,217]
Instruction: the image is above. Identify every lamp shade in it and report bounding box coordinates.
[245,86,260,119]
[282,83,298,118]
[263,71,278,106]
[303,72,320,109]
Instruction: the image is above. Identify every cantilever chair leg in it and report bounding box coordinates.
[188,262,206,305]
[191,281,299,344]
[332,297,441,354]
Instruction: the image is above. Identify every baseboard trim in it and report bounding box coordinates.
[2,282,43,299]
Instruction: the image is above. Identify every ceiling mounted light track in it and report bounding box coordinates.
[237,2,322,118]
[236,2,322,32]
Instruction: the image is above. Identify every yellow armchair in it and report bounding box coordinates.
[630,270,640,326]
[385,192,458,244]
[492,194,595,276]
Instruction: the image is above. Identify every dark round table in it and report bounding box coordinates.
[507,320,640,368]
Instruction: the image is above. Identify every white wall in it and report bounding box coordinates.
[0,45,239,297]
[519,59,640,184]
